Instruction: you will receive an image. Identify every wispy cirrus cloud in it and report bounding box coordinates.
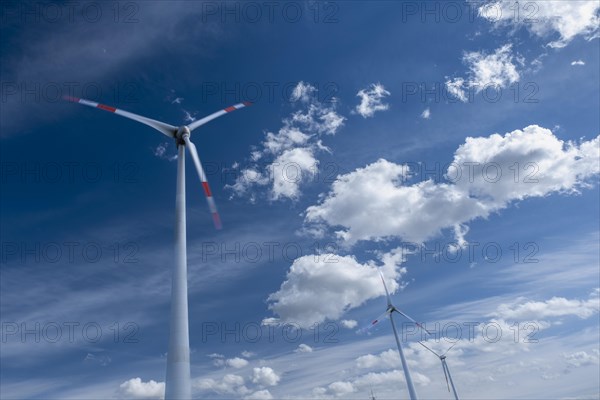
[227,82,345,202]
[446,44,521,102]
[354,83,391,118]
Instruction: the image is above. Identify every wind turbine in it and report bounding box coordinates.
[65,96,251,399]
[418,341,460,400]
[366,271,431,400]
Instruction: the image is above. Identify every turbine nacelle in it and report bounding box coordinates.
[176,126,192,144]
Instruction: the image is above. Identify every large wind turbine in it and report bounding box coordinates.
[419,341,460,400]
[367,271,431,400]
[66,96,251,399]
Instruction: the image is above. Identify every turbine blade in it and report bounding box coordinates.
[418,341,441,358]
[360,309,392,333]
[64,96,176,138]
[395,308,432,335]
[442,361,451,392]
[188,101,252,132]
[183,137,222,230]
[442,342,458,357]
[378,270,393,308]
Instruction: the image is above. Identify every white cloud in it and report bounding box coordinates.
[571,60,586,66]
[451,125,600,205]
[464,44,520,89]
[252,367,281,387]
[195,374,249,396]
[478,1,600,48]
[340,319,358,329]
[290,81,317,103]
[171,97,183,104]
[244,389,274,400]
[420,108,431,119]
[271,147,319,200]
[304,125,600,245]
[564,350,600,368]
[295,344,314,353]
[261,317,281,327]
[305,158,488,244]
[314,369,430,398]
[329,381,356,396]
[354,83,391,118]
[226,357,250,369]
[183,110,196,123]
[353,370,431,387]
[117,378,164,399]
[212,356,250,369]
[153,142,177,161]
[266,248,405,328]
[446,44,520,101]
[228,82,344,201]
[356,349,400,369]
[493,295,600,320]
[445,77,468,102]
[241,351,256,358]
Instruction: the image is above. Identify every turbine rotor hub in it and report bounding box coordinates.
[175,126,191,144]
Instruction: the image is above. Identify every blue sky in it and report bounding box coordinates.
[1,1,599,399]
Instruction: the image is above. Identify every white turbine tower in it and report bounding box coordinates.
[418,341,460,400]
[66,96,251,399]
[366,271,431,400]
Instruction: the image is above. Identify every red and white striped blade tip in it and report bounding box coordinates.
[212,212,222,230]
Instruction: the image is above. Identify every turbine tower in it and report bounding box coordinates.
[367,271,431,400]
[66,96,251,399]
[419,341,460,400]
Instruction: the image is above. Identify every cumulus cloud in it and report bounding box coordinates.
[493,294,600,320]
[117,378,164,399]
[328,381,356,396]
[563,349,600,368]
[304,125,600,245]
[226,357,250,369]
[244,389,274,400]
[228,82,344,201]
[295,344,314,353]
[445,44,521,101]
[354,83,391,118]
[266,248,406,327]
[478,1,600,48]
[354,370,430,387]
[571,60,586,66]
[251,367,280,387]
[420,108,431,119]
[340,319,358,329]
[356,349,400,369]
[211,355,250,368]
[305,158,488,245]
[314,370,430,398]
[195,374,249,396]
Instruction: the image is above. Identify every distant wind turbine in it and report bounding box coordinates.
[66,96,251,399]
[365,271,431,400]
[419,341,460,400]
